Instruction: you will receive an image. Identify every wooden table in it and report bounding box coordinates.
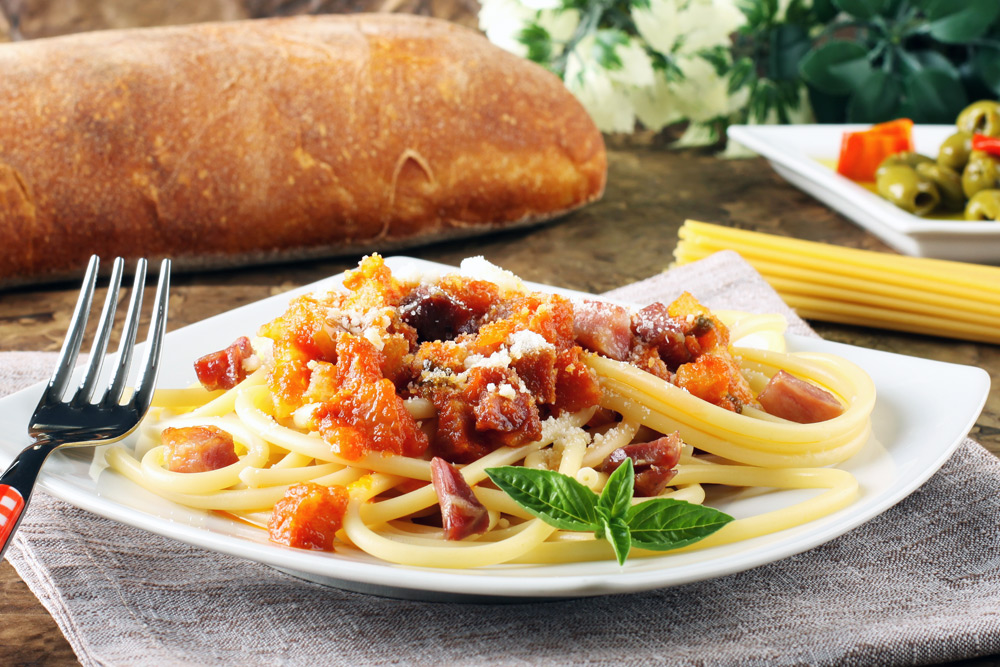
[2,147,997,665]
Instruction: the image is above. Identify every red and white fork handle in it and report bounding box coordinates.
[0,484,26,556]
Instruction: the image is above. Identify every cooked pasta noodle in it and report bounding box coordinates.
[106,256,876,568]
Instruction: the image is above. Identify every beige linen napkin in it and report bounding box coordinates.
[4,251,1000,666]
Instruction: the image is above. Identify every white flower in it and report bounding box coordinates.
[673,122,720,147]
[630,70,684,131]
[520,0,562,9]
[632,0,682,56]
[537,8,580,45]
[478,0,535,56]
[675,0,746,55]
[565,38,637,133]
[606,37,656,88]
[671,56,732,122]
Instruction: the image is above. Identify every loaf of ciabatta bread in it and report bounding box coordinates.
[0,14,606,287]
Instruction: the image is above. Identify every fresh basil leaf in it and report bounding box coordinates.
[847,70,902,122]
[905,69,968,124]
[598,457,634,521]
[799,41,870,95]
[603,516,632,566]
[486,467,599,532]
[925,0,1000,44]
[626,499,734,551]
[832,0,885,20]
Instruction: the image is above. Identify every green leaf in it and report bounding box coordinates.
[974,47,1000,96]
[769,24,812,81]
[518,24,553,66]
[831,0,885,20]
[592,29,629,71]
[924,0,1000,44]
[598,458,634,521]
[736,0,778,27]
[486,467,599,532]
[909,50,960,79]
[847,70,902,122]
[904,69,968,124]
[799,41,871,95]
[626,499,734,551]
[603,516,632,566]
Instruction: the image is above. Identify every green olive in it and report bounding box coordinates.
[874,151,934,181]
[965,189,1000,220]
[876,165,941,216]
[937,131,973,171]
[957,100,1000,137]
[962,150,1000,198]
[915,162,965,211]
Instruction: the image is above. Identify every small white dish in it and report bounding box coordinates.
[727,124,1000,263]
[0,257,990,600]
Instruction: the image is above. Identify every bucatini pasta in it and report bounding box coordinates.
[106,255,876,567]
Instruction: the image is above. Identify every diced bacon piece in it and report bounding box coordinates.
[161,425,239,473]
[430,395,484,463]
[268,482,350,551]
[634,466,677,497]
[758,370,845,424]
[464,366,542,448]
[510,344,558,405]
[573,300,633,361]
[430,457,489,541]
[399,286,480,342]
[632,303,692,369]
[553,347,603,414]
[602,433,683,473]
[193,336,255,391]
[602,433,683,497]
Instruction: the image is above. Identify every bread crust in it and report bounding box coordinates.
[0,14,606,287]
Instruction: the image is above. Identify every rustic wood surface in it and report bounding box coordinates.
[1,147,998,664]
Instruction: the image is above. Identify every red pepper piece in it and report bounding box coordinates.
[972,133,1000,156]
[837,118,914,182]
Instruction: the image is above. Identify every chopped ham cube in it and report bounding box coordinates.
[631,303,693,368]
[602,433,683,497]
[573,300,633,361]
[758,370,845,424]
[161,425,239,473]
[602,433,683,473]
[430,457,489,541]
[269,482,350,551]
[194,336,254,391]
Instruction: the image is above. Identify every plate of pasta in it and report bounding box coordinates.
[0,256,989,600]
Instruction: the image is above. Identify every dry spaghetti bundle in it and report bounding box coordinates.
[674,220,1000,345]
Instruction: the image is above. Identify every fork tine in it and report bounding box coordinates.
[44,255,100,403]
[73,257,125,404]
[130,259,171,414]
[102,259,147,406]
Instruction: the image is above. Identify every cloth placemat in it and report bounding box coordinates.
[4,250,1000,666]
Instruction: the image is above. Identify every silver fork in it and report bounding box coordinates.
[0,255,171,559]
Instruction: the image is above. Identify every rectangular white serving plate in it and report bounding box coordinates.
[727,123,1000,263]
[0,257,990,601]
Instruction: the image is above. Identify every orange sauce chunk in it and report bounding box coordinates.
[269,482,350,551]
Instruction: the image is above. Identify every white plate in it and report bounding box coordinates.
[727,123,1000,263]
[0,257,990,600]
